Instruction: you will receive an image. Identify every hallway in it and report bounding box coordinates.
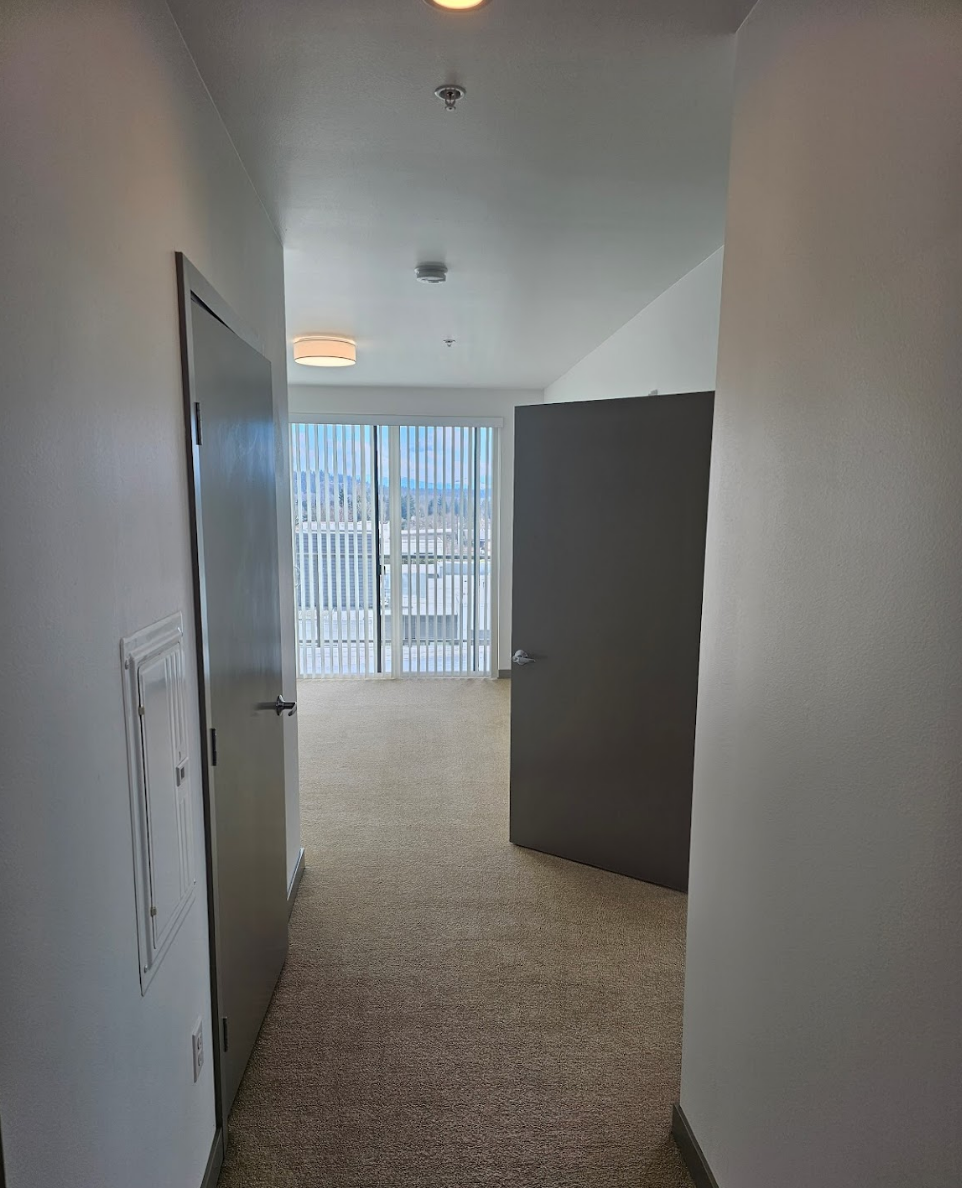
[219,680,693,1188]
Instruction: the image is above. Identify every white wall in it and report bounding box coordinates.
[0,2,296,1185]
[680,2,962,1186]
[544,249,723,403]
[289,385,544,671]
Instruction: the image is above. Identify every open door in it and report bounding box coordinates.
[509,394,713,892]
[178,257,290,1124]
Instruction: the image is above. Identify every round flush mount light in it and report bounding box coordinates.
[423,0,491,10]
[293,336,357,367]
[415,263,448,285]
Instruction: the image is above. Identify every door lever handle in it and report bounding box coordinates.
[512,649,536,666]
[274,695,297,717]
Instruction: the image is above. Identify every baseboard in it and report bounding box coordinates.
[497,668,511,680]
[200,1129,224,1188]
[672,1104,720,1188]
[287,847,306,917]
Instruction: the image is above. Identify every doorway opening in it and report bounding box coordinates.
[291,419,498,678]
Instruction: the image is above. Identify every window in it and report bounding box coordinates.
[291,420,498,677]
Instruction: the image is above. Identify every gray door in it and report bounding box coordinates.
[190,296,288,1114]
[509,394,713,892]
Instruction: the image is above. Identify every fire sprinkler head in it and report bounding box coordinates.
[415,263,448,284]
[435,84,466,112]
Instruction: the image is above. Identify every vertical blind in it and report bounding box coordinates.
[290,423,379,676]
[291,421,496,678]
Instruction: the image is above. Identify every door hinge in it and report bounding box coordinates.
[210,726,218,767]
[221,1016,229,1052]
[194,401,203,445]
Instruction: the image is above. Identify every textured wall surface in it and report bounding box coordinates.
[680,1,962,1185]
[0,2,294,1185]
[545,249,723,403]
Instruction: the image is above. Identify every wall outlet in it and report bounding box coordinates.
[191,1019,205,1083]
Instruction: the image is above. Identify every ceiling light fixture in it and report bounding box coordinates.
[293,336,357,367]
[434,84,466,112]
[416,263,448,284]
[423,0,490,11]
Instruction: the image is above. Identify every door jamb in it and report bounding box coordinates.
[175,253,266,1140]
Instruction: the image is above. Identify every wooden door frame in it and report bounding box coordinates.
[175,253,267,1166]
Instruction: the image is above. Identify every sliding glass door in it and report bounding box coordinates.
[290,423,379,676]
[291,420,497,678]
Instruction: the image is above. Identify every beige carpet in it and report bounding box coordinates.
[219,679,693,1188]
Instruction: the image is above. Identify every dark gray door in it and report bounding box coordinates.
[191,297,288,1114]
[510,394,713,892]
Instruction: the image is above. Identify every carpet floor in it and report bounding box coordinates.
[219,679,693,1188]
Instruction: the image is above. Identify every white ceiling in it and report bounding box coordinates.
[167,0,753,388]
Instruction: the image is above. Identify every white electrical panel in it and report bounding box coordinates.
[121,613,196,993]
